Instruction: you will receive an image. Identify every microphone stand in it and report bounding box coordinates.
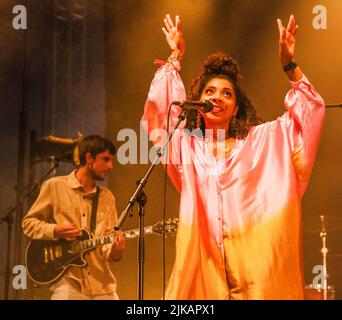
[0,157,60,300]
[137,189,147,300]
[115,107,187,300]
[325,104,342,108]
[320,215,328,300]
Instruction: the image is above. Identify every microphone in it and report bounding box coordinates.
[172,100,214,113]
[42,135,78,144]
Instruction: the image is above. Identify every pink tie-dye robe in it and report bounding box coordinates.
[141,59,325,299]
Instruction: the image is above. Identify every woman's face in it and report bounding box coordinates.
[200,77,238,130]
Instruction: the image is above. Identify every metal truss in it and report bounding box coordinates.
[51,0,87,137]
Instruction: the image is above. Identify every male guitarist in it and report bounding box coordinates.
[22,135,125,299]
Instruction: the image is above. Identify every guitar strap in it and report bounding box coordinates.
[90,186,100,233]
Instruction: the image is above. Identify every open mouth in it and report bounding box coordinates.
[211,105,224,113]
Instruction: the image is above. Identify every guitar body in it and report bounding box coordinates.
[25,229,92,285]
[25,218,178,286]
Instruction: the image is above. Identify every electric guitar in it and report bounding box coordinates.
[25,218,178,285]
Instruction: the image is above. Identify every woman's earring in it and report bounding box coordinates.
[196,111,202,129]
[229,116,238,137]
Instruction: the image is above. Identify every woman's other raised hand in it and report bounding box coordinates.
[162,14,186,62]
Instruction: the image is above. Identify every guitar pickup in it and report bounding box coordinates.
[49,246,55,261]
[43,247,48,263]
[54,245,62,258]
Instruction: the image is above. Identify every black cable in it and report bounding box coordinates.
[162,102,173,300]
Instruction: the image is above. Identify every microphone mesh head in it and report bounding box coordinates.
[204,100,214,112]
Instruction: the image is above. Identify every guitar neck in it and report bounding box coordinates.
[123,226,153,239]
[79,226,154,250]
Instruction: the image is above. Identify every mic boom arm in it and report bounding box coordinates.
[172,100,214,113]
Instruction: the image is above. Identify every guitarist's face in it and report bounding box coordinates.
[87,150,114,180]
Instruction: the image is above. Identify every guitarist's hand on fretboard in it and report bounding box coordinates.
[109,230,125,261]
[54,224,83,241]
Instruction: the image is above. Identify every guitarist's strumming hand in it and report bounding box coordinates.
[54,224,83,241]
[110,230,125,261]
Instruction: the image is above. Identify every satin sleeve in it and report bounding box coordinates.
[282,74,325,196]
[141,60,187,192]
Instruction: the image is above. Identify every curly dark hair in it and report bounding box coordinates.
[186,52,263,139]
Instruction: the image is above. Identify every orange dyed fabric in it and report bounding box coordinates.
[142,61,325,299]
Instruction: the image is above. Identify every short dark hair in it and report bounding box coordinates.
[77,135,116,166]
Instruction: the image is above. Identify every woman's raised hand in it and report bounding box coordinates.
[162,14,186,61]
[277,15,298,66]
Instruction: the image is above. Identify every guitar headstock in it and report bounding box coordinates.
[152,218,179,236]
